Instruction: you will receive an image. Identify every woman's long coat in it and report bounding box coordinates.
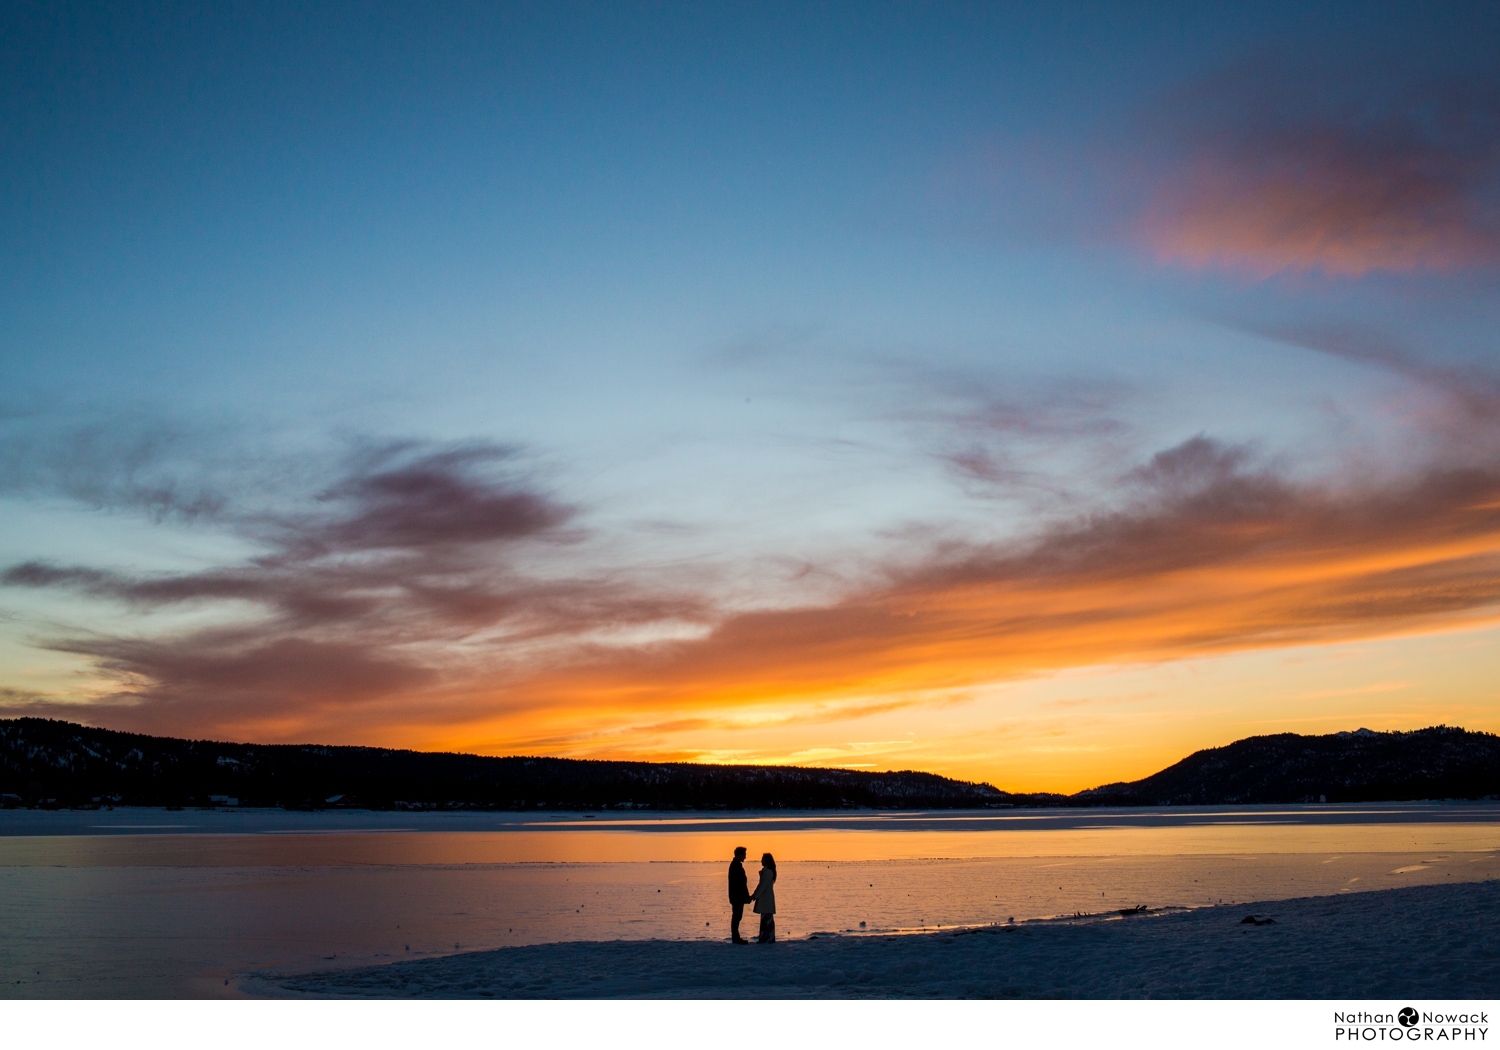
[752,868,776,915]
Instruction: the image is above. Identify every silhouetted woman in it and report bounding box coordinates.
[750,852,777,942]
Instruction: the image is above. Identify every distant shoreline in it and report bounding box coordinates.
[4,798,1500,838]
[7,719,1500,811]
[263,880,1500,999]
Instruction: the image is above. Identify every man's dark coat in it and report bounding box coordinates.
[728,858,751,904]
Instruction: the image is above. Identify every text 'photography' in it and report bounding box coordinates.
[2,0,1499,1013]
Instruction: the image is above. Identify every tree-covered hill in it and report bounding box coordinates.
[4,719,1498,810]
[1075,726,1500,805]
[0,718,1022,810]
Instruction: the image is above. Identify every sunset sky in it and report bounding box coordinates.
[2,2,1499,791]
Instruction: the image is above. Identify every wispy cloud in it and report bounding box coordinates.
[0,437,709,736]
[1237,318,1500,461]
[1141,60,1500,277]
[5,411,1500,755]
[0,411,230,521]
[0,686,52,705]
[499,441,1500,717]
[940,58,1500,279]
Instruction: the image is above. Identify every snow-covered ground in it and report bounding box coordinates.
[264,880,1500,998]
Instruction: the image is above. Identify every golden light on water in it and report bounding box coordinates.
[6,820,1500,866]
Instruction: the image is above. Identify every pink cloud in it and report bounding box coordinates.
[1141,68,1500,277]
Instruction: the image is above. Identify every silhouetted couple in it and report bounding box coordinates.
[727,846,776,943]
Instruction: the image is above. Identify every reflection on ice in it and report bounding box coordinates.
[0,803,1497,997]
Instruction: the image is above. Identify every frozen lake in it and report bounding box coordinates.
[2,803,1497,997]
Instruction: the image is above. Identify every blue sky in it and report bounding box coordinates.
[3,2,1499,788]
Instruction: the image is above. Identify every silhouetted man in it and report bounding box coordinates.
[728,846,751,943]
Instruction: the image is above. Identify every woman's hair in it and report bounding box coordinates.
[761,852,776,873]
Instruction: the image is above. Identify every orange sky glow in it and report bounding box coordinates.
[4,26,1499,795]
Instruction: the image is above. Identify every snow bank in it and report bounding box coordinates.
[265,880,1500,998]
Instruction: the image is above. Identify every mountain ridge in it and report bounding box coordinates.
[0,717,1020,810]
[1074,724,1500,806]
[2,718,1498,810]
